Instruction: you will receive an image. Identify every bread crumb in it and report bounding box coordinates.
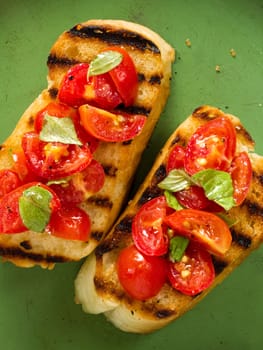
[215,65,221,72]
[185,38,191,47]
[230,48,236,57]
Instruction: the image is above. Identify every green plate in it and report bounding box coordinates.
[1,0,263,349]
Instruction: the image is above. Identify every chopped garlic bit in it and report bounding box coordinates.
[185,38,191,47]
[230,48,236,57]
[181,270,191,278]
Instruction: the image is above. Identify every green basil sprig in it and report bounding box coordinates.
[169,236,190,262]
[159,168,235,211]
[39,115,82,145]
[88,50,123,77]
[19,185,53,232]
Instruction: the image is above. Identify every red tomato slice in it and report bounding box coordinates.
[58,63,122,110]
[49,181,84,206]
[58,63,90,108]
[132,196,169,256]
[0,169,22,198]
[79,104,146,142]
[229,151,252,206]
[47,206,91,241]
[168,242,215,296]
[34,102,99,154]
[84,73,122,110]
[106,47,138,106]
[175,186,223,212]
[34,102,79,133]
[166,145,185,172]
[12,150,42,183]
[0,182,60,234]
[117,245,168,300]
[21,132,92,180]
[165,209,232,256]
[184,117,236,175]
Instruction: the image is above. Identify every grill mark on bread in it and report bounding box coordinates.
[246,199,263,217]
[86,195,113,209]
[68,24,160,53]
[48,87,58,99]
[27,115,35,128]
[47,54,78,67]
[152,164,167,186]
[0,246,68,263]
[212,256,228,275]
[102,164,118,177]
[20,240,32,250]
[231,229,252,248]
[155,309,176,319]
[117,104,151,116]
[234,124,254,144]
[138,186,163,206]
[91,231,104,242]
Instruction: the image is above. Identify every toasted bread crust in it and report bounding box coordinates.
[75,105,263,333]
[0,20,175,268]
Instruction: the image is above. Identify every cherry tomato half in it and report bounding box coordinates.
[229,151,252,206]
[0,169,22,198]
[166,145,185,173]
[79,104,147,142]
[106,47,138,107]
[21,132,92,180]
[165,209,232,256]
[58,63,122,110]
[132,196,169,256]
[117,245,168,300]
[12,150,42,183]
[47,206,91,241]
[175,186,222,212]
[184,117,236,175]
[0,182,60,234]
[168,242,215,296]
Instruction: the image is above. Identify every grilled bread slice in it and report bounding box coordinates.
[75,105,263,333]
[0,20,175,268]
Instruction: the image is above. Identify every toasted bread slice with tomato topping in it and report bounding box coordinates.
[75,105,263,333]
[0,20,175,268]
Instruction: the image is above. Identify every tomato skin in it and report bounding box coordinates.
[12,150,42,183]
[168,242,215,296]
[106,47,138,107]
[117,245,168,300]
[21,132,92,179]
[79,104,146,142]
[132,196,169,256]
[58,63,90,108]
[165,209,232,256]
[47,206,91,241]
[0,182,60,234]
[229,151,252,206]
[0,169,22,198]
[184,117,236,175]
[166,145,185,173]
[58,63,122,110]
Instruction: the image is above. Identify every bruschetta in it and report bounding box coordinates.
[75,105,263,333]
[0,19,175,268]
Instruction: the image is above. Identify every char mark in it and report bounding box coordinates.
[138,186,163,206]
[90,231,104,242]
[86,195,113,209]
[0,246,68,263]
[155,309,176,319]
[48,87,58,99]
[212,256,228,275]
[47,54,79,67]
[102,164,118,177]
[68,24,160,53]
[245,200,263,217]
[192,107,218,121]
[114,215,133,235]
[231,229,252,249]
[152,164,167,186]
[20,240,32,250]
[117,104,151,116]
[138,73,162,85]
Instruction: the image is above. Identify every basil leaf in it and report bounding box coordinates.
[39,115,82,145]
[169,236,189,262]
[158,169,196,192]
[193,169,235,211]
[88,50,123,77]
[164,190,184,211]
[19,185,53,232]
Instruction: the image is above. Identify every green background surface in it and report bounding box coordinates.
[0,0,263,349]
